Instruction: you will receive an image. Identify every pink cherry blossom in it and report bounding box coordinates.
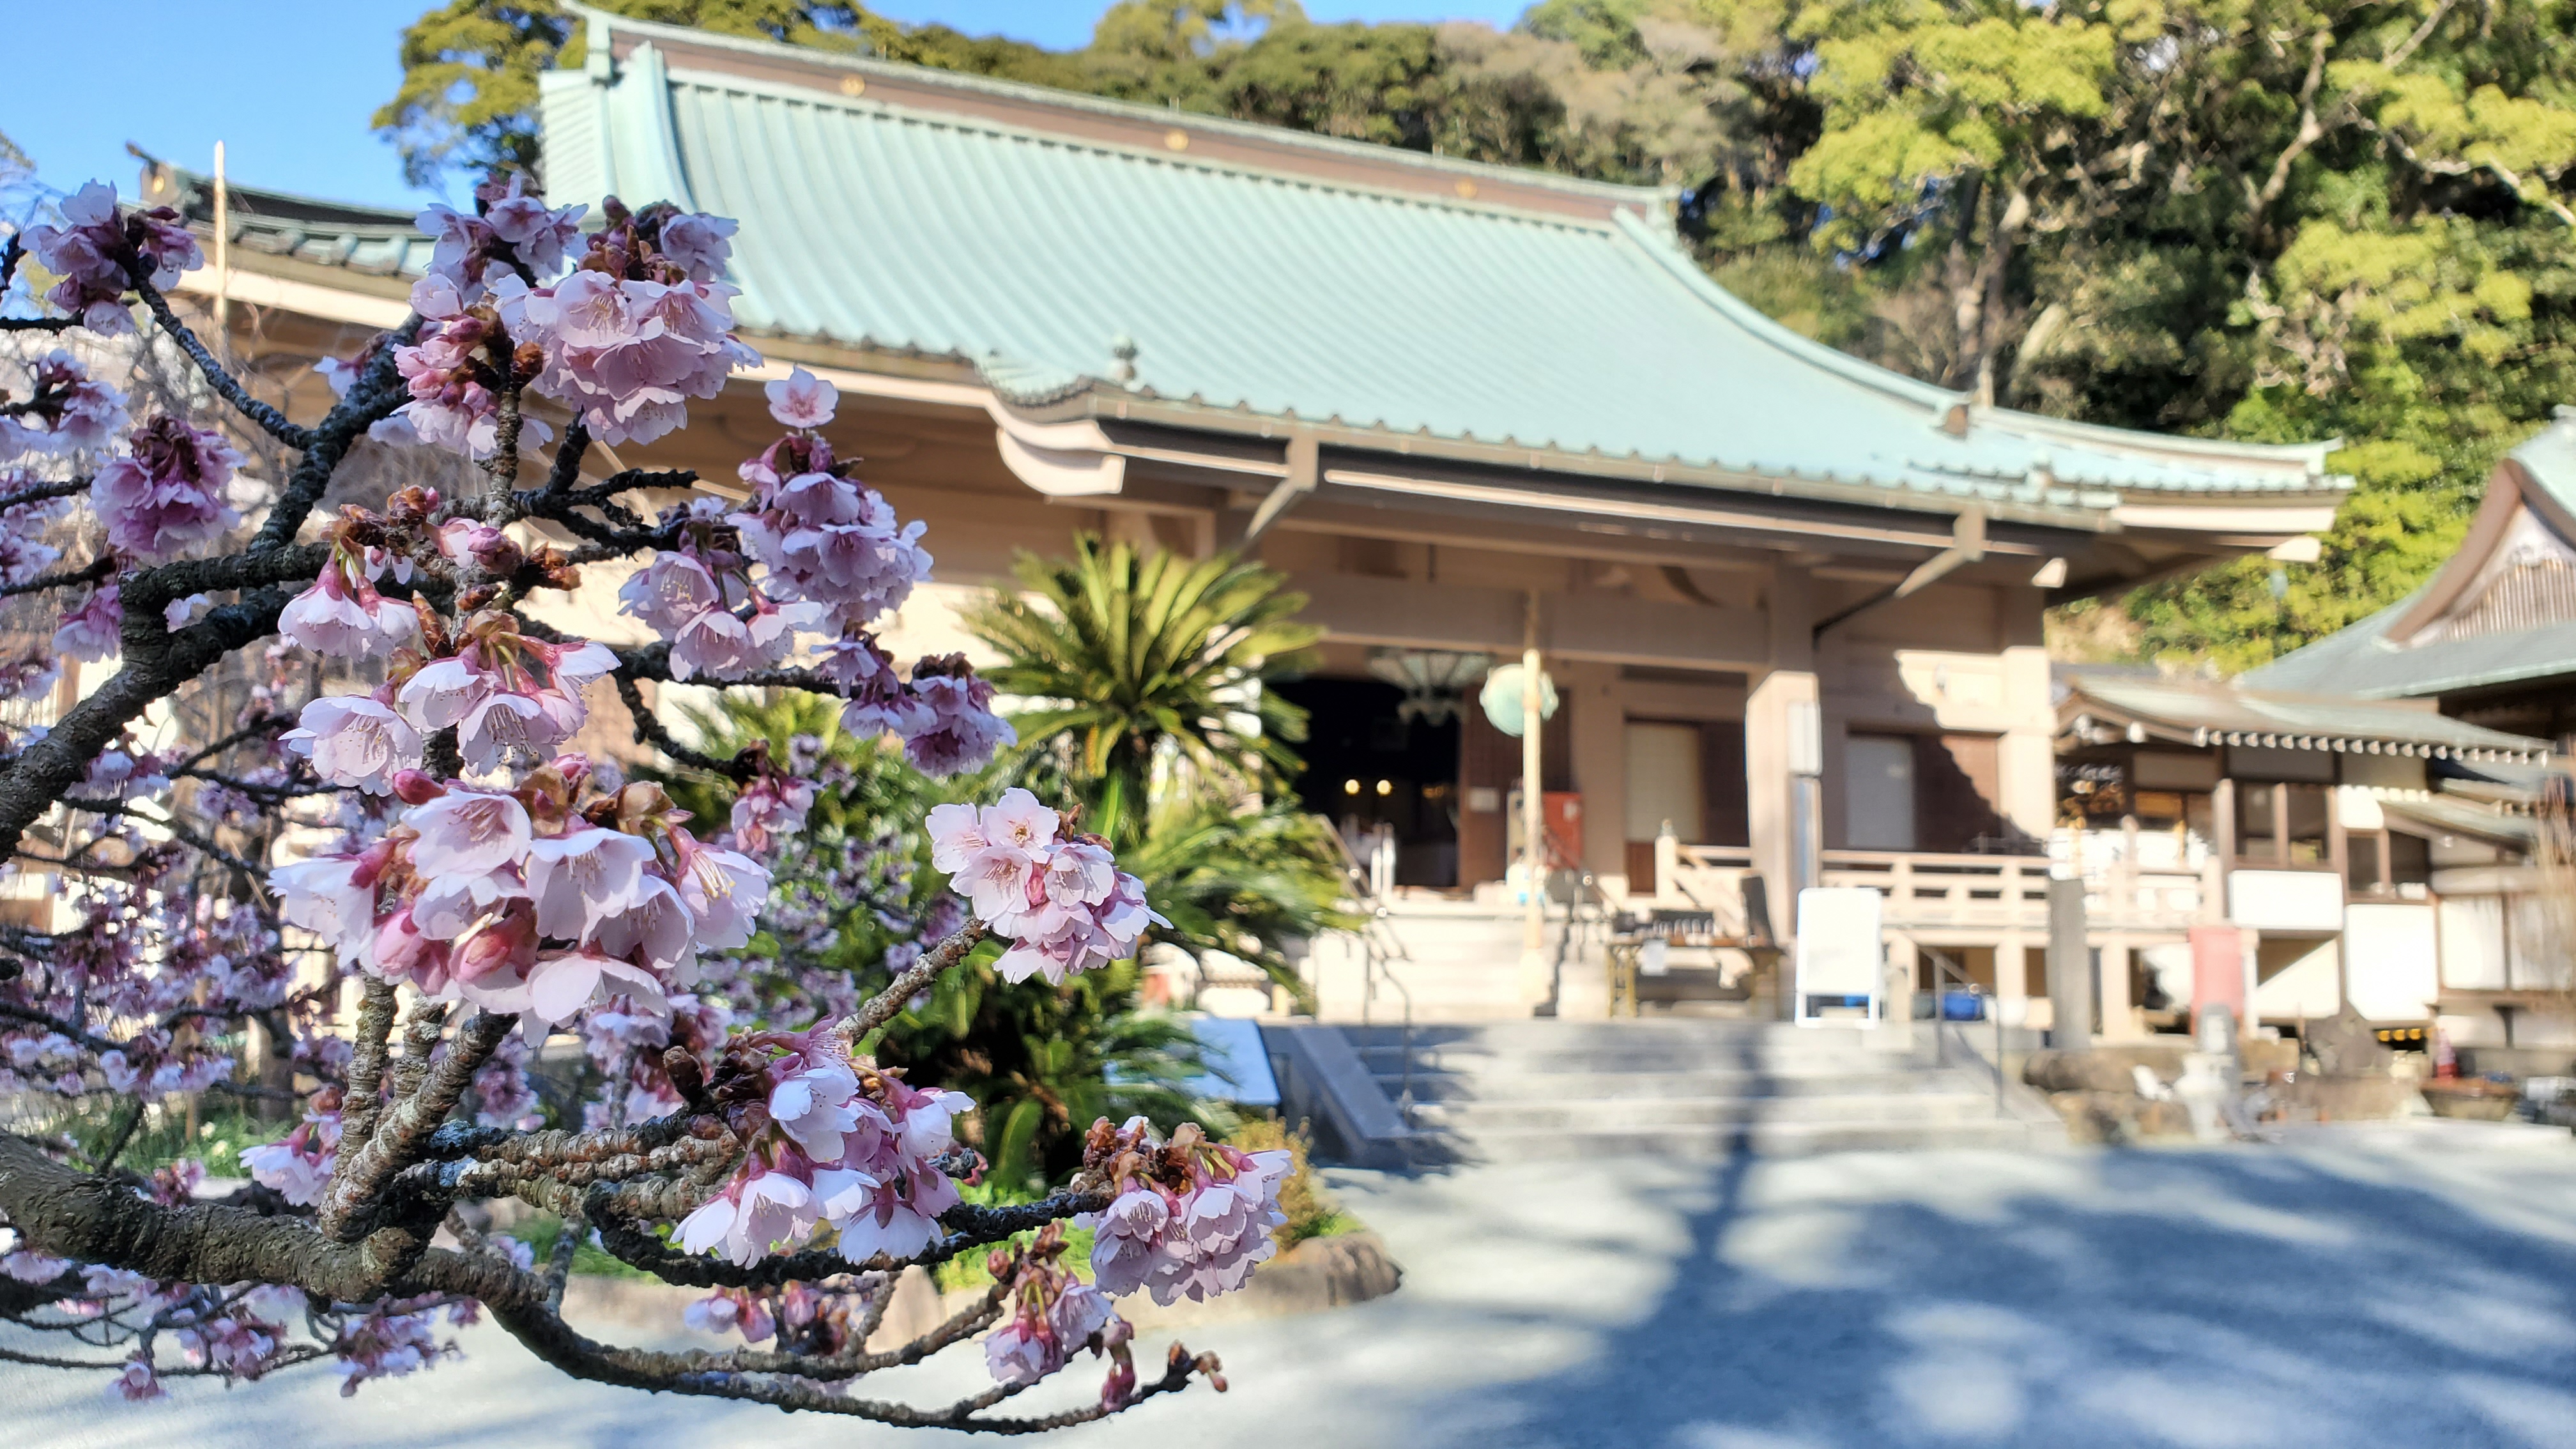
[272,851,382,960]
[524,949,668,1025]
[657,211,737,282]
[283,693,424,795]
[498,266,754,447]
[404,788,533,878]
[1083,1122,1290,1307]
[24,181,199,335]
[240,1107,342,1208]
[279,557,416,659]
[450,897,540,985]
[589,873,698,974]
[477,174,585,275]
[769,1059,863,1160]
[90,416,243,558]
[6,351,127,454]
[109,1355,164,1401]
[727,775,815,856]
[678,1170,818,1267]
[52,584,121,661]
[524,827,653,940]
[672,833,770,951]
[901,661,1014,776]
[765,366,838,429]
[617,549,725,636]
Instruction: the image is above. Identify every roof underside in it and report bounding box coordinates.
[2064,675,2552,759]
[536,13,2342,518]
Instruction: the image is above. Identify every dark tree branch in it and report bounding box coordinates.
[843,921,991,1043]
[126,274,310,450]
[249,314,422,553]
[0,476,95,513]
[0,556,117,602]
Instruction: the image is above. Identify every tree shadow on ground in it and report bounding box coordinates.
[1434,1136,2576,1449]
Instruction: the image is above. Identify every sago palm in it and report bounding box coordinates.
[962,536,1321,841]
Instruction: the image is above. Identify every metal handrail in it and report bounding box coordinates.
[1314,818,1416,1124]
[1910,935,2007,1120]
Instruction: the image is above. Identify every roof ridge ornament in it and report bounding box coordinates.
[1109,334,1138,386]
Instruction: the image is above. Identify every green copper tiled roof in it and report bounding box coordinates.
[2246,415,2576,699]
[537,12,2344,514]
[2062,673,2552,759]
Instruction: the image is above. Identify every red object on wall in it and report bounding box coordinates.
[1542,792,1583,871]
[2189,924,2244,1020]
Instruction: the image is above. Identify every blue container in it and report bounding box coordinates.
[1939,991,1986,1022]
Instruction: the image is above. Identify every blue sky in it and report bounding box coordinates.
[1,2,1529,213]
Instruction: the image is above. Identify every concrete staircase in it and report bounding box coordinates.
[1344,1018,2063,1160]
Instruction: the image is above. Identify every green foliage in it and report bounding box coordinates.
[376,1,868,185]
[873,946,1219,1195]
[962,537,1354,1006]
[962,537,1321,842]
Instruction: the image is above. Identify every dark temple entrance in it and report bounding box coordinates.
[1274,676,1461,887]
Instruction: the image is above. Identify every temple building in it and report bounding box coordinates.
[144,6,2352,1020]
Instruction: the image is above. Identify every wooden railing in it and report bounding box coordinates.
[1657,841,1757,937]
[1654,839,2210,938]
[1820,850,2051,928]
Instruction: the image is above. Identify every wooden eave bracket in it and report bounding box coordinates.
[1243,433,1320,546]
[1811,507,1986,643]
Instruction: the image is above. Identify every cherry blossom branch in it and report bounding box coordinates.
[843,920,991,1043]
[0,555,113,601]
[56,795,264,878]
[336,979,401,1150]
[611,670,758,781]
[124,272,311,451]
[0,474,92,512]
[247,315,421,553]
[322,1010,515,1240]
[578,1186,1106,1290]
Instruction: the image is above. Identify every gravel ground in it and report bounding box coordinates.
[15,1119,2576,1448]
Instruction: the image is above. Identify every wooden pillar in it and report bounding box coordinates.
[1745,670,1821,942]
[2099,937,2141,1041]
[1997,935,2030,1002]
[1517,592,1549,1009]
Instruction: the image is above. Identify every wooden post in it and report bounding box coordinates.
[212,141,230,341]
[1519,592,1548,1009]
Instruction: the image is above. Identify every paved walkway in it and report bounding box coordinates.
[20,1121,2576,1448]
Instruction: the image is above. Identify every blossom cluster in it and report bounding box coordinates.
[596,365,1012,775]
[927,788,1163,984]
[89,414,243,560]
[1,349,127,456]
[284,575,608,790]
[22,180,200,334]
[1080,1117,1292,1307]
[270,762,767,1029]
[982,1222,1126,1394]
[395,187,751,454]
[677,1028,976,1266]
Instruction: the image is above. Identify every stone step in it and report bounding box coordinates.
[1357,1046,1931,1077]
[1343,1020,1862,1044]
[1447,1117,2050,1162]
[1402,1092,2008,1131]
[1372,1068,1986,1103]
